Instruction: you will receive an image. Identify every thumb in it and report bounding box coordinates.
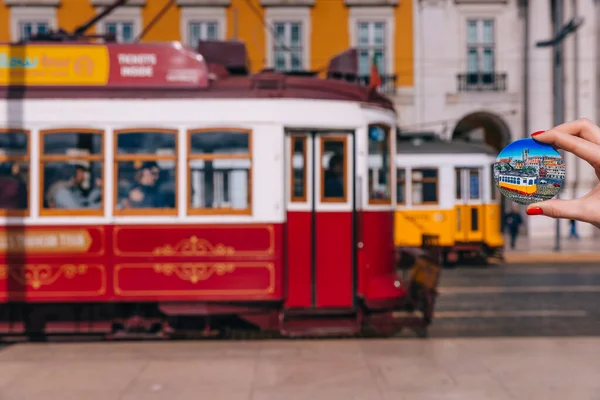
[526,199,584,220]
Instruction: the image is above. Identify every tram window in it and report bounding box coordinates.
[188,129,251,214]
[321,137,347,202]
[469,169,480,199]
[0,130,29,215]
[411,168,438,205]
[396,168,406,204]
[115,129,177,215]
[455,168,462,200]
[368,124,391,203]
[290,136,307,202]
[40,129,103,215]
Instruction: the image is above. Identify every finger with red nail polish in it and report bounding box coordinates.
[526,207,543,216]
[531,131,545,137]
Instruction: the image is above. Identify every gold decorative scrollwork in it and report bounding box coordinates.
[153,263,236,284]
[0,264,88,290]
[153,236,235,257]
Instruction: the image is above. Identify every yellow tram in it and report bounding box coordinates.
[497,171,537,196]
[394,134,504,265]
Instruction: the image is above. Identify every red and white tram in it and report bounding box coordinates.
[0,17,439,339]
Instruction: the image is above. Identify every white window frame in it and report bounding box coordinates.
[180,7,227,47]
[465,18,495,73]
[348,7,394,77]
[95,7,142,42]
[9,6,57,42]
[265,7,311,71]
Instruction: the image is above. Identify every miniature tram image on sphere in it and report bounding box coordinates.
[494,138,565,205]
[0,15,442,339]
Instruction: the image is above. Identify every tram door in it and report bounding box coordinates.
[284,131,355,309]
[455,167,484,243]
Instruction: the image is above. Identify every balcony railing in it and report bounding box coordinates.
[328,73,397,95]
[456,72,507,92]
[357,74,397,95]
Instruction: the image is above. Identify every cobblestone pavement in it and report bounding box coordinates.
[0,263,598,400]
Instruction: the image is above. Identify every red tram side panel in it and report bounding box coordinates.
[0,224,283,303]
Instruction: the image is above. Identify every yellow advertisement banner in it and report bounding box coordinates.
[0,45,109,86]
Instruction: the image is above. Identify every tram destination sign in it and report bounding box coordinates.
[0,42,209,88]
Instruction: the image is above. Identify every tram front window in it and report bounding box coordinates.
[368,124,391,203]
[115,129,177,214]
[0,130,29,214]
[188,129,251,214]
[41,129,103,215]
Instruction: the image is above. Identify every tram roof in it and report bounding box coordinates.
[396,134,497,155]
[498,170,537,177]
[0,40,395,111]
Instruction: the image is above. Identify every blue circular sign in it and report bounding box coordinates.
[369,126,385,142]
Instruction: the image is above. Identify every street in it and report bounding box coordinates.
[430,262,600,338]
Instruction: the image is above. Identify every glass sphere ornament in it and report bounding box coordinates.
[494,138,565,205]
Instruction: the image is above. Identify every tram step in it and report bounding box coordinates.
[280,315,360,337]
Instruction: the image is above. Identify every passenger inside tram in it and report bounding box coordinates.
[324,153,344,198]
[46,165,102,209]
[0,161,27,210]
[119,161,169,209]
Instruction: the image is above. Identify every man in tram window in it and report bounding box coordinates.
[0,162,27,210]
[324,153,344,198]
[48,165,101,209]
[123,161,166,208]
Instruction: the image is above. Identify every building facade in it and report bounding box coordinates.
[0,0,415,112]
[414,0,599,239]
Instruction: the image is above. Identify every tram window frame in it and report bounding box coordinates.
[40,128,104,217]
[0,129,30,217]
[396,168,406,205]
[411,168,439,205]
[368,124,392,205]
[290,135,307,203]
[187,128,253,215]
[320,136,348,204]
[490,165,497,200]
[114,128,178,216]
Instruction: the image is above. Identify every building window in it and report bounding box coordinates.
[411,168,438,205]
[105,22,135,42]
[188,128,252,215]
[459,18,503,90]
[40,129,104,216]
[290,135,307,203]
[396,168,405,205]
[357,21,386,77]
[273,22,304,72]
[188,21,219,47]
[114,129,177,215]
[368,124,391,204]
[19,21,49,40]
[9,6,57,42]
[265,7,310,72]
[0,130,29,215]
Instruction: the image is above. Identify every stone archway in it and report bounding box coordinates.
[452,111,511,151]
[452,111,513,234]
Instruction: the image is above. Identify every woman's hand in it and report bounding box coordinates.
[526,118,600,228]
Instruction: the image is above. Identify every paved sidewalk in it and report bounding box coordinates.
[504,234,600,264]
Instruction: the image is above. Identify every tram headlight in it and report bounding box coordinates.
[394,280,401,288]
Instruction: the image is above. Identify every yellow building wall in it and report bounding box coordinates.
[0,1,10,42]
[227,0,266,72]
[311,0,349,72]
[0,0,412,82]
[394,0,413,86]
